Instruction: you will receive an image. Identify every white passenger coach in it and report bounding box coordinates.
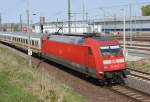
[0,32,43,53]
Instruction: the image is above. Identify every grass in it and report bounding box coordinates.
[0,46,87,102]
[127,59,150,73]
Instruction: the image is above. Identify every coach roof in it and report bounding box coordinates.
[0,32,43,39]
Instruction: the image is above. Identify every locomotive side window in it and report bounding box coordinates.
[100,45,122,56]
[88,48,93,55]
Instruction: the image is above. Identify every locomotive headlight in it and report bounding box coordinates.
[103,60,111,65]
[116,58,125,63]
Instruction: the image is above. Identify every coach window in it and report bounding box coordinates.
[36,41,38,47]
[22,39,24,43]
[34,41,36,47]
[31,40,34,47]
[34,40,36,47]
[35,41,37,47]
[23,38,24,43]
[25,39,27,44]
[24,39,26,44]
[37,41,39,47]
[26,39,28,44]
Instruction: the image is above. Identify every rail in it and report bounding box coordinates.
[128,68,150,81]
[111,85,150,102]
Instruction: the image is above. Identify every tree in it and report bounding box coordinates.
[141,5,150,16]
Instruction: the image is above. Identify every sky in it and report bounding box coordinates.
[0,0,150,23]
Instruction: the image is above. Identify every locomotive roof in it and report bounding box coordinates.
[0,32,43,39]
[48,34,84,44]
[48,34,113,44]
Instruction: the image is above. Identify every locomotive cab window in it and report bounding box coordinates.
[100,45,122,56]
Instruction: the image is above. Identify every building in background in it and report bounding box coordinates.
[0,23,27,32]
[1,16,150,35]
[0,23,36,32]
[34,16,150,35]
[93,16,150,35]
[34,20,102,34]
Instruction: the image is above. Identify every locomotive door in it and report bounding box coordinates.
[85,47,93,75]
[86,47,97,78]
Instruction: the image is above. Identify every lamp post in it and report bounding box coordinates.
[121,9,127,58]
[129,3,133,46]
[68,0,71,33]
[20,14,22,32]
[27,0,32,66]
[99,8,106,34]
[0,13,1,24]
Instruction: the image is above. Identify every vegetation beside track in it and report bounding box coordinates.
[0,46,87,102]
[127,59,150,73]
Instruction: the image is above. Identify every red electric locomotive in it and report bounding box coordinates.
[42,33,129,84]
[0,32,129,84]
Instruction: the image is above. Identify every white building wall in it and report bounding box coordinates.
[35,22,101,34]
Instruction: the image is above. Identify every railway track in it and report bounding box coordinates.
[120,43,150,48]
[126,46,150,51]
[128,68,150,82]
[111,85,150,102]
[120,45,150,51]
[110,68,150,102]
[114,36,150,42]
